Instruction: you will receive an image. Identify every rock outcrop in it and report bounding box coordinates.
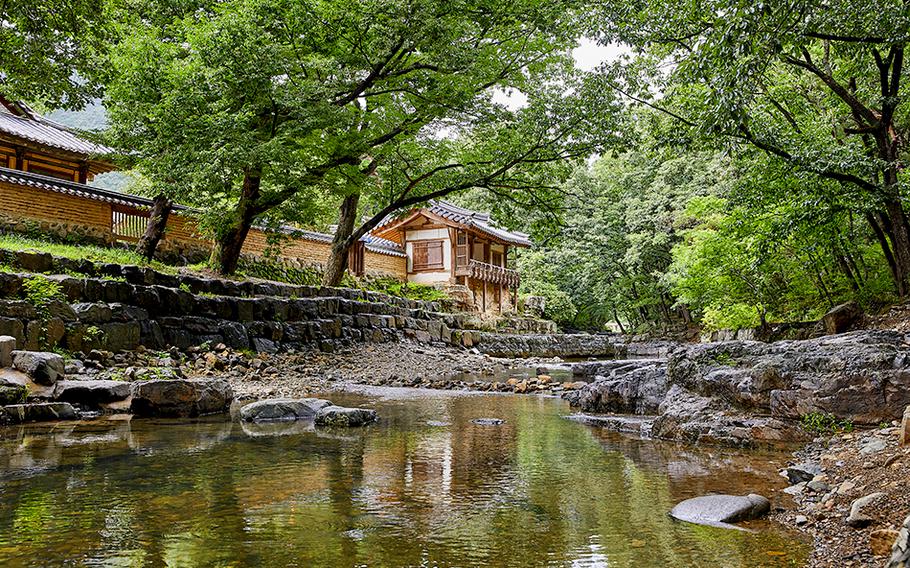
[568,331,910,446]
[130,378,233,418]
[567,359,667,414]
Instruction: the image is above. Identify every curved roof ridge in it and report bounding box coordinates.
[0,101,114,157]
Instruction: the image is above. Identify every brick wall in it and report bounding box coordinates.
[0,181,113,239]
[0,179,408,279]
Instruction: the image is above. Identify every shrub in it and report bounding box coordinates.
[21,276,66,349]
[362,277,449,303]
[801,412,853,434]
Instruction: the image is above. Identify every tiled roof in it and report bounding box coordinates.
[277,226,405,257]
[0,166,168,209]
[427,200,532,246]
[361,233,407,257]
[0,103,114,157]
[0,167,406,257]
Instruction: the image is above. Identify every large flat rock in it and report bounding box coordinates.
[240,398,332,422]
[670,494,770,528]
[130,378,233,418]
[55,380,132,405]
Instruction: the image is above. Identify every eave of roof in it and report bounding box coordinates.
[374,199,532,247]
[0,101,116,169]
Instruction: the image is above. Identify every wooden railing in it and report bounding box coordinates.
[456,259,520,287]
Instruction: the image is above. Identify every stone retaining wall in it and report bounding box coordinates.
[0,271,486,353]
[472,332,626,359]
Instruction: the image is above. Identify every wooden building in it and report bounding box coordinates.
[0,98,115,183]
[373,201,530,313]
[0,99,407,276]
[0,101,531,314]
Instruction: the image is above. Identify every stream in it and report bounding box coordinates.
[0,388,808,567]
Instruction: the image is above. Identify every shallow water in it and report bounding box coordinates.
[0,390,807,567]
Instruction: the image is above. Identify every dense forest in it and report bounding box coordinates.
[3,0,909,333]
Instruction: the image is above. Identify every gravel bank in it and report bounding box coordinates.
[773,425,909,567]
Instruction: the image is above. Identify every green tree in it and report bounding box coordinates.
[106,0,617,279]
[0,0,113,108]
[594,0,910,294]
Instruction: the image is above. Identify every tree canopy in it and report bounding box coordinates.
[104,0,622,278]
[0,0,113,108]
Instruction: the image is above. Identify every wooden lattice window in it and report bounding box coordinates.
[111,206,149,242]
[412,240,444,271]
[455,231,468,268]
[348,241,365,276]
[491,251,503,267]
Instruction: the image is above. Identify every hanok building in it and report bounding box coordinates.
[0,101,530,314]
[373,201,530,313]
[0,99,115,183]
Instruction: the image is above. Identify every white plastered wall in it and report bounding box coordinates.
[405,228,452,284]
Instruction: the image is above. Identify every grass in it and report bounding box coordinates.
[0,233,451,304]
[0,233,176,273]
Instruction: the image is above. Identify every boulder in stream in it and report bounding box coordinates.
[3,402,77,423]
[670,493,770,528]
[240,398,332,422]
[314,405,377,427]
[130,378,233,418]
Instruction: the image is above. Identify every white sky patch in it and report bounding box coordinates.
[491,88,528,111]
[573,38,630,71]
[491,38,631,110]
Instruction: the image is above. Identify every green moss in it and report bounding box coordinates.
[711,352,737,367]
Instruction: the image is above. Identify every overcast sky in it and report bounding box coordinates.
[492,38,629,109]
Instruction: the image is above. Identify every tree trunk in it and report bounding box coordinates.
[884,197,910,297]
[136,194,172,261]
[323,193,361,286]
[866,212,900,289]
[211,171,262,275]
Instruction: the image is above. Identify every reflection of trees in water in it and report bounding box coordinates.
[0,398,807,567]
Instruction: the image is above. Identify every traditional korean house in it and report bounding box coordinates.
[0,99,408,274]
[372,200,531,313]
[0,98,115,182]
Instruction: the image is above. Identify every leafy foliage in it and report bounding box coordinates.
[801,412,854,434]
[0,0,113,108]
[360,277,449,303]
[21,276,66,349]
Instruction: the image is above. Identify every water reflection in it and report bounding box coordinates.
[0,392,807,567]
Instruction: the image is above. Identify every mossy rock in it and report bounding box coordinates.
[0,385,27,405]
